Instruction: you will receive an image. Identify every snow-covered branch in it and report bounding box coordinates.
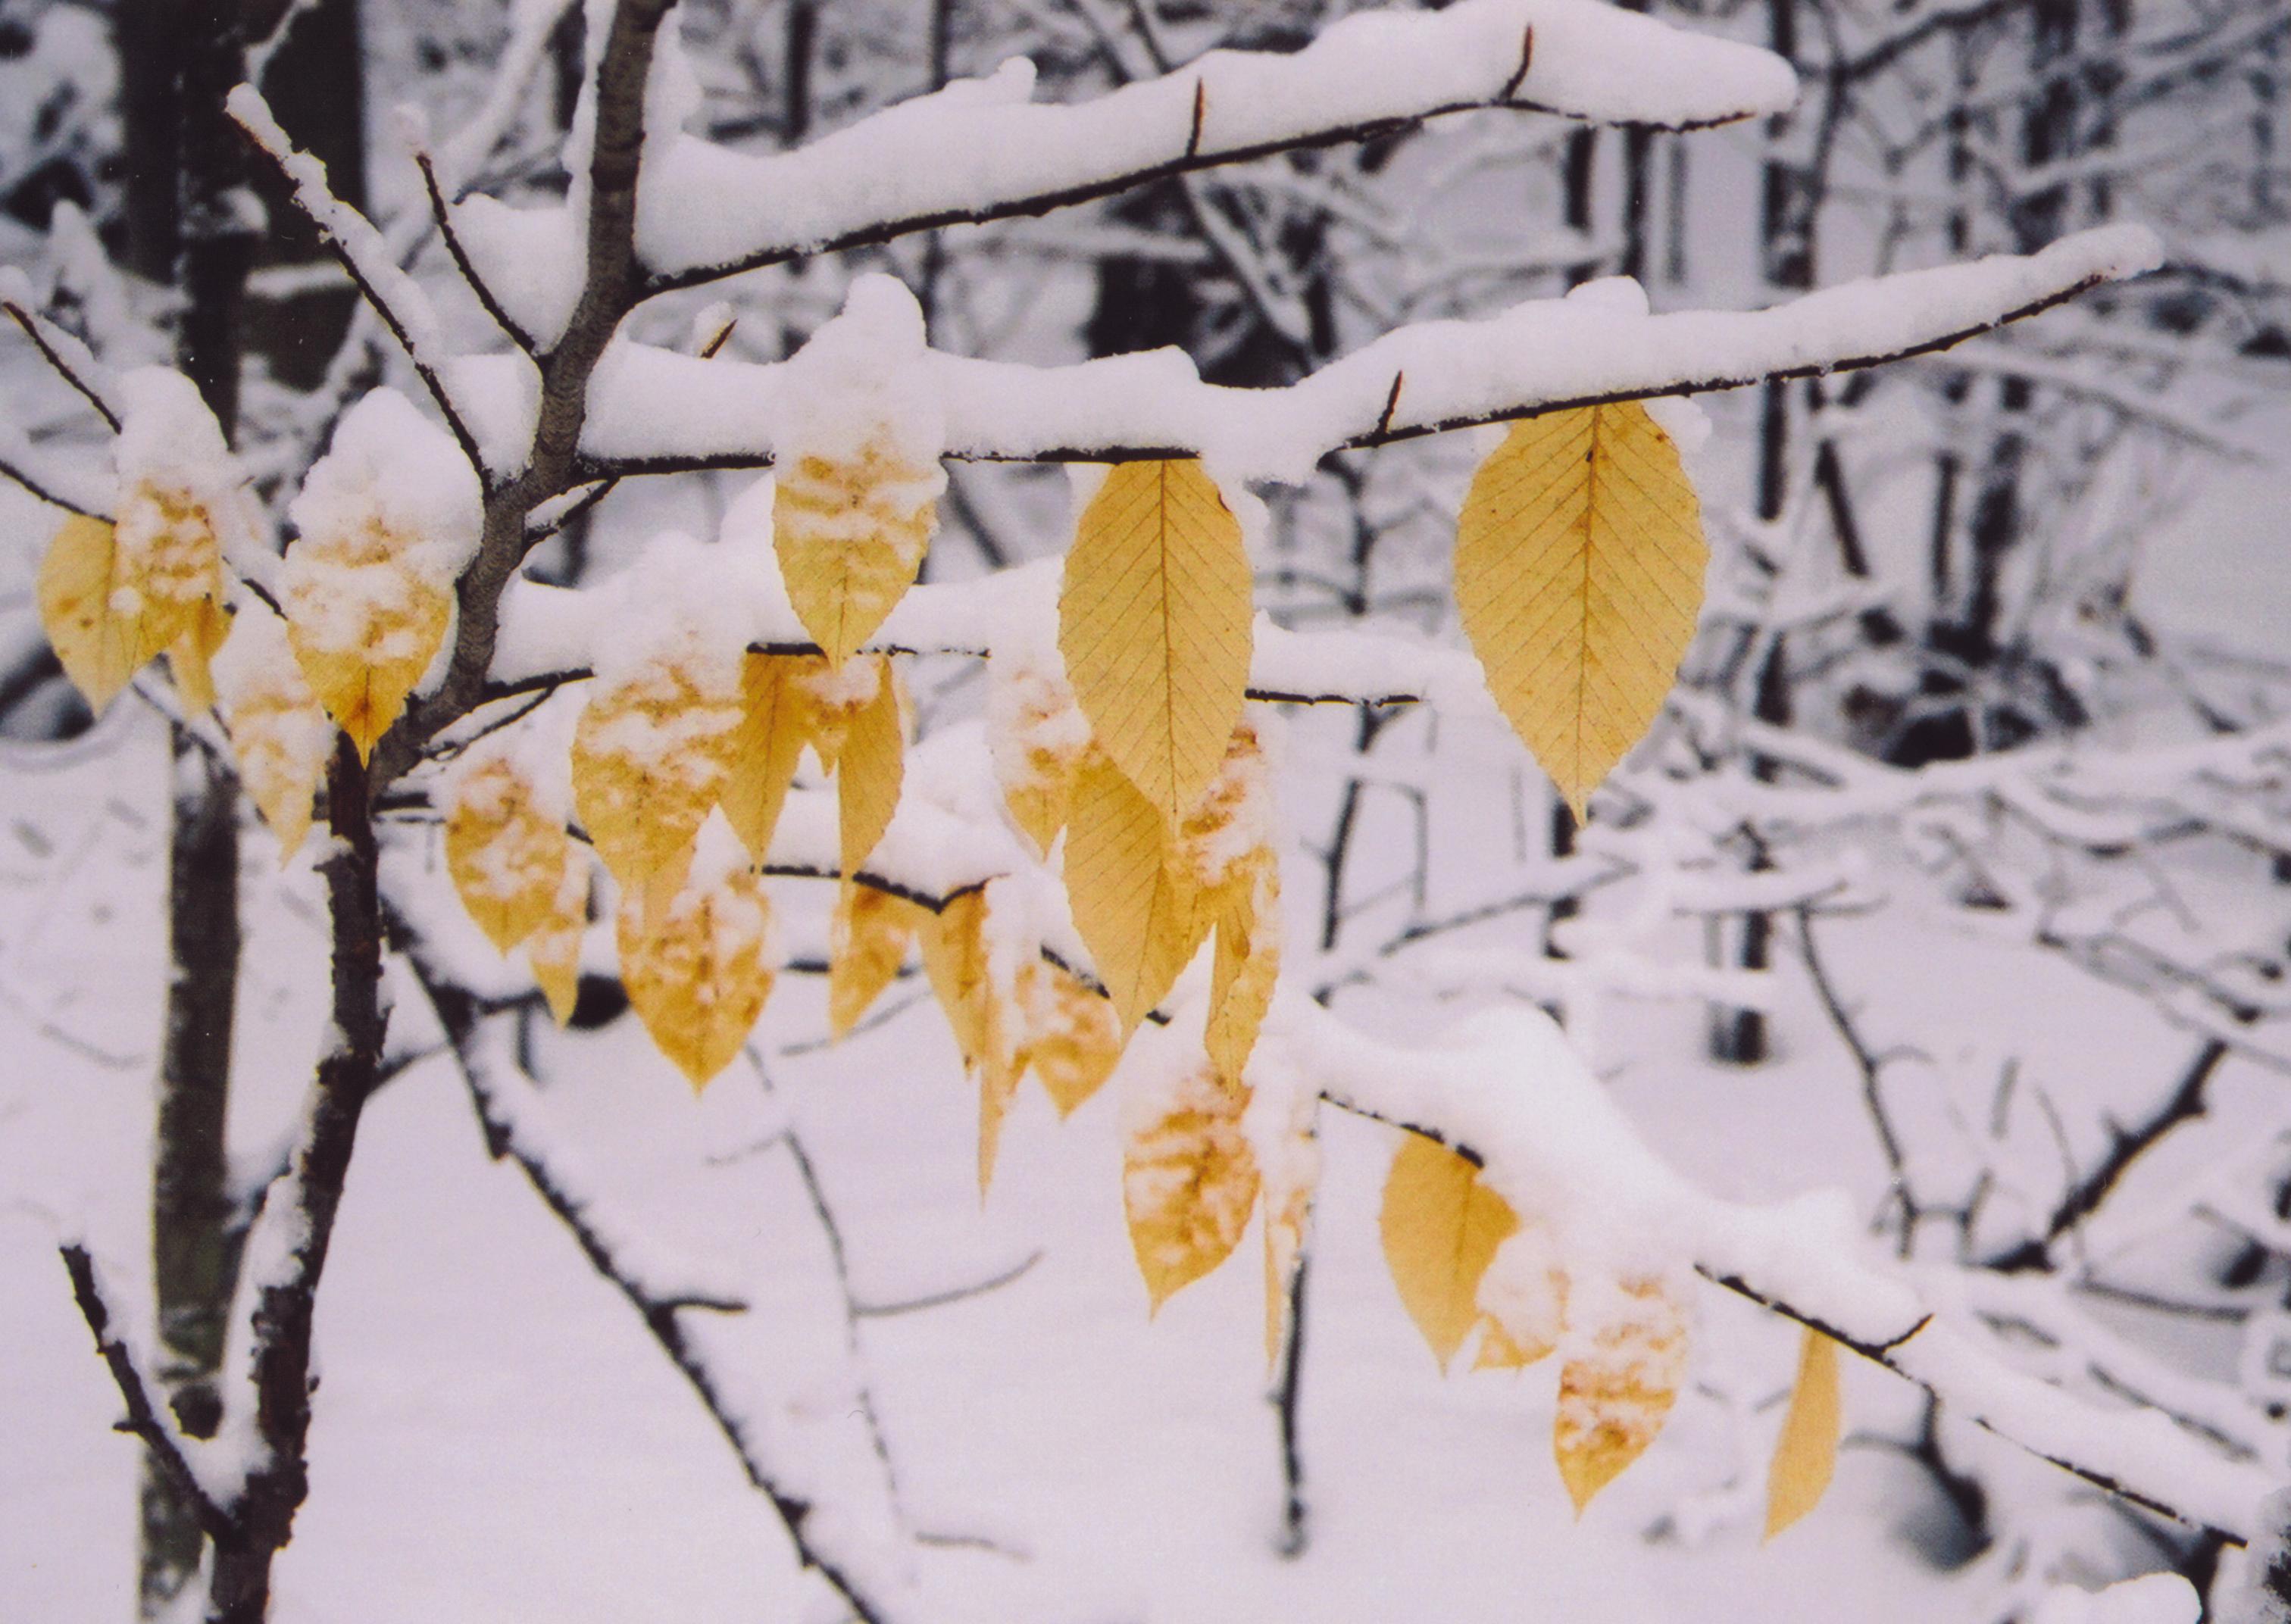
[627,0,1797,292]
[583,226,2161,484]
[1280,994,2276,1541]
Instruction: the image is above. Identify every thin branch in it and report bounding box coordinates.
[58,1243,230,1541]
[0,444,111,520]
[414,149,537,354]
[851,1250,1045,1318]
[2,295,123,431]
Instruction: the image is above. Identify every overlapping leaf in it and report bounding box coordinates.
[571,657,744,910]
[1064,749,1206,1031]
[615,831,776,1090]
[211,600,332,859]
[774,436,941,670]
[828,881,925,1040]
[1380,1135,1520,1370]
[1124,1058,1259,1310]
[445,750,574,953]
[1554,1276,1689,1513]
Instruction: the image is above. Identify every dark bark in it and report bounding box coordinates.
[205,739,386,1624]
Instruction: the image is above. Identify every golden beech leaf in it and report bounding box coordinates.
[1764,1327,1842,1539]
[919,888,995,1072]
[280,517,453,762]
[1380,1135,1521,1371]
[1058,459,1254,826]
[1455,403,1708,820]
[1204,851,1280,1089]
[1555,1277,1689,1513]
[1020,960,1122,1117]
[1474,1227,1568,1372]
[723,653,817,864]
[165,596,231,713]
[828,882,926,1040]
[1064,750,1207,1032]
[978,1026,1027,1200]
[1261,1108,1318,1371]
[831,656,905,889]
[774,436,939,670]
[989,659,1090,858]
[1124,1059,1259,1311]
[525,857,589,1027]
[445,751,574,953]
[38,515,144,713]
[571,658,744,910]
[212,602,332,860]
[615,837,776,1090]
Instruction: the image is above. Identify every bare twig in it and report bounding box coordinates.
[2,295,123,431]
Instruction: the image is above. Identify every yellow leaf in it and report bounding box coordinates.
[833,656,904,889]
[828,882,925,1040]
[1474,1227,1567,1371]
[281,515,453,762]
[165,596,231,713]
[1064,750,1207,1031]
[1204,851,1280,1089]
[989,658,1089,857]
[1455,403,1707,820]
[212,601,331,860]
[525,855,591,1026]
[445,750,574,953]
[1764,1327,1842,1539]
[571,657,744,908]
[38,515,147,714]
[919,888,995,1072]
[723,653,816,864]
[1380,1135,1520,1371]
[1124,1059,1258,1310]
[1020,960,1122,1116]
[774,436,939,669]
[978,1028,1026,1199]
[1058,460,1253,826]
[1261,1112,1317,1370]
[1555,1276,1688,1513]
[615,838,776,1090]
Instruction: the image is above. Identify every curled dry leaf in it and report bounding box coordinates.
[828,881,926,1040]
[1380,1134,1521,1370]
[572,656,744,911]
[445,748,574,953]
[615,828,776,1090]
[1064,748,1206,1032]
[1124,1058,1259,1311]
[1020,960,1121,1117]
[1554,1276,1689,1513]
[211,600,332,860]
[524,854,590,1027]
[1058,458,1253,827]
[774,433,942,670]
[1455,402,1707,819]
[1764,1327,1842,1539]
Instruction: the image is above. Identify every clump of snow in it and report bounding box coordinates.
[589,531,754,692]
[288,387,481,587]
[111,367,254,612]
[2033,1574,2200,1624]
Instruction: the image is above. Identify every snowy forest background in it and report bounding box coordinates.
[1,0,2289,1620]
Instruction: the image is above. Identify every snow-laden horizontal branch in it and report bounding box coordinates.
[578,226,2161,486]
[605,0,1796,294]
[1277,994,2276,1541]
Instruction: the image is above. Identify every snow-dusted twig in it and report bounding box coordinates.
[58,1242,231,1541]
[1,287,123,432]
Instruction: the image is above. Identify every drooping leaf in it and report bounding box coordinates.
[1555,1276,1689,1513]
[571,657,744,912]
[831,656,904,890]
[1064,749,1207,1031]
[165,595,231,713]
[445,749,574,953]
[1474,1226,1567,1371]
[211,600,332,860]
[615,831,776,1090]
[774,436,941,670]
[1020,960,1122,1117]
[525,856,589,1027]
[917,885,1024,1194]
[1124,1059,1258,1310]
[1380,1135,1520,1371]
[1764,1327,1842,1539]
[722,652,817,864]
[1455,403,1707,819]
[1204,850,1280,1090]
[828,881,925,1040]
[989,657,1090,857]
[1259,1095,1319,1370]
[1058,460,1253,826]
[38,515,144,714]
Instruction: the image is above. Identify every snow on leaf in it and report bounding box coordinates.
[1554,1276,1688,1513]
[1064,748,1208,1032]
[1020,960,1121,1118]
[37,515,146,714]
[827,881,925,1041]
[571,647,744,915]
[1764,1327,1842,1539]
[1380,1134,1520,1371]
[1254,1084,1317,1371]
[165,596,231,713]
[1474,1225,1567,1371]
[723,652,817,864]
[446,747,575,953]
[1204,853,1279,1092]
[615,819,775,1090]
[1058,459,1252,827]
[1455,403,1706,819]
[212,599,332,860]
[1123,1057,1258,1312]
[525,855,590,1027]
[988,653,1090,859]
[774,435,940,670]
